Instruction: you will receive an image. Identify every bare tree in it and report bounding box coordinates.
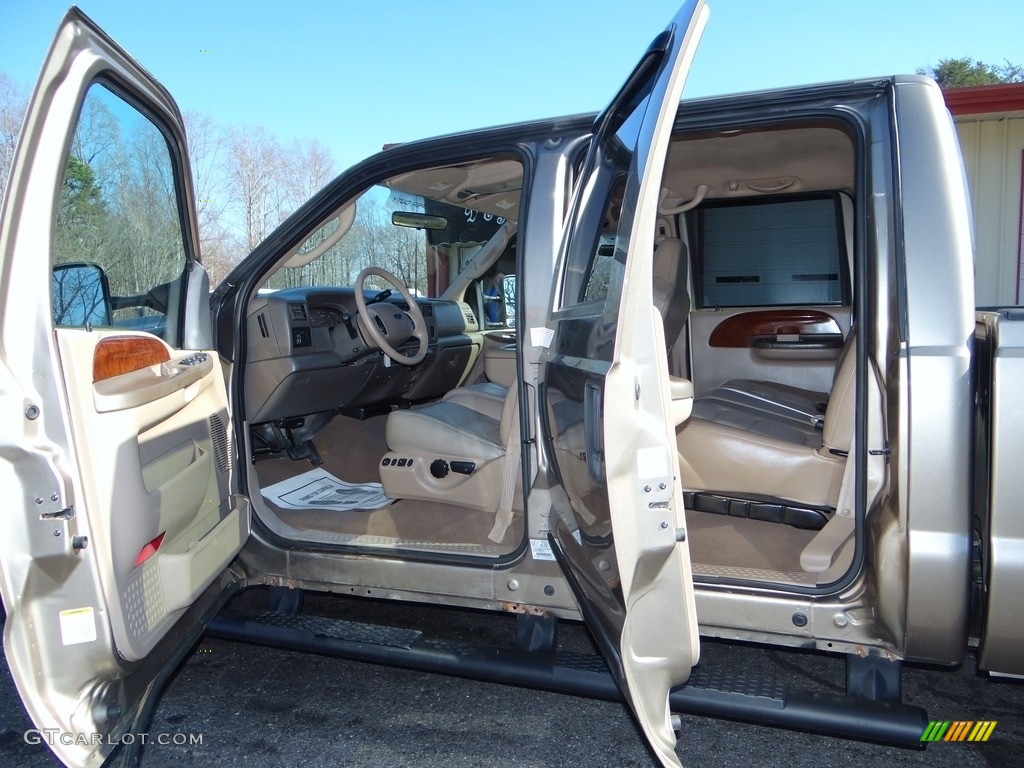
[0,73,28,202]
[350,195,427,293]
[223,130,342,287]
[184,110,233,284]
[3,71,344,291]
[284,137,336,211]
[104,119,184,300]
[225,124,286,253]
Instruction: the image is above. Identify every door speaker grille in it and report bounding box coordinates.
[209,414,231,473]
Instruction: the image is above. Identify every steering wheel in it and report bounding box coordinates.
[354,266,428,365]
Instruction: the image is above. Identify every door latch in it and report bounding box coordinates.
[868,441,891,464]
[40,506,74,520]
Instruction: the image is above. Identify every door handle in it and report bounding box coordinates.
[749,333,844,351]
[94,353,214,414]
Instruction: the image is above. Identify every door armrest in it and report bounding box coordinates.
[668,375,693,426]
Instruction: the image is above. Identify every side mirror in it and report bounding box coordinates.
[51,262,112,327]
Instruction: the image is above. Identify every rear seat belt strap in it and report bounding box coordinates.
[717,384,822,425]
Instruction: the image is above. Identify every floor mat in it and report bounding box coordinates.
[685,510,818,573]
[260,468,392,511]
[252,414,524,553]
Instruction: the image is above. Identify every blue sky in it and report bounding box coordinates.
[1,0,1021,171]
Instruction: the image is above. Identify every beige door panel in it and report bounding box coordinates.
[55,329,245,661]
[483,340,517,387]
[460,330,514,387]
[689,306,852,395]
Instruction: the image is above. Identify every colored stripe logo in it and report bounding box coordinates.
[920,721,997,742]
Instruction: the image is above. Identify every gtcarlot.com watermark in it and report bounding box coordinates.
[24,729,203,747]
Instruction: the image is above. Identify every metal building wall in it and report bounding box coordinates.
[954,113,1024,306]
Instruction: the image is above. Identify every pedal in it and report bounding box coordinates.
[286,440,323,466]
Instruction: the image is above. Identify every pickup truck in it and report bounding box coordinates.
[1,2,1021,766]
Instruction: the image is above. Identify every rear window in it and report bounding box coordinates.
[690,194,847,308]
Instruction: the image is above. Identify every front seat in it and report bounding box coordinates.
[380,385,526,543]
[385,236,688,542]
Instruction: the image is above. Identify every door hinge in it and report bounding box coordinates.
[830,442,890,463]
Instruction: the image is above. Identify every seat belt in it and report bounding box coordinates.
[488,389,522,544]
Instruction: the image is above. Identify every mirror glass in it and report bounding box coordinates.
[52,262,111,327]
[391,211,448,231]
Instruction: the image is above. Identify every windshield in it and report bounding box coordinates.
[263,157,520,299]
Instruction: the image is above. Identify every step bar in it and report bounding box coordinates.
[206,610,928,747]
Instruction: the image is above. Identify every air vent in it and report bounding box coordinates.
[288,303,308,321]
[256,312,269,338]
[396,301,433,317]
[209,414,231,473]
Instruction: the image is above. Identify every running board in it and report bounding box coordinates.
[205,611,928,747]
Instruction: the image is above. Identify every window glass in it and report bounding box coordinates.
[265,185,432,293]
[693,195,846,308]
[52,82,188,344]
[500,274,516,327]
[262,158,521,326]
[580,234,619,303]
[480,269,515,329]
[559,60,651,307]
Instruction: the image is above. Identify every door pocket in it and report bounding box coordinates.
[141,440,212,534]
[158,507,244,612]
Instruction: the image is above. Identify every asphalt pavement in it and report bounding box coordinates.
[2,589,1021,767]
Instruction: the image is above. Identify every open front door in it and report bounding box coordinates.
[543,2,707,765]
[0,10,247,766]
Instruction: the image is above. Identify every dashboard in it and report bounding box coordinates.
[244,287,482,424]
[309,305,344,328]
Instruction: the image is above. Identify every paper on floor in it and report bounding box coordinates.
[260,468,393,511]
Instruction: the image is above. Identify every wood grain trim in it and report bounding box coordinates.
[708,310,842,348]
[93,336,171,383]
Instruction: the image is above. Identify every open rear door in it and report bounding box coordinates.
[543,2,708,765]
[0,10,247,766]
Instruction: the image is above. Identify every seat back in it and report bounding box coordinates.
[655,236,691,350]
[821,331,857,452]
[653,237,682,318]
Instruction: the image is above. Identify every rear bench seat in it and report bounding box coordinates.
[693,331,854,430]
[676,331,855,525]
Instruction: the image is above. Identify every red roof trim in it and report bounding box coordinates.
[943,83,1024,116]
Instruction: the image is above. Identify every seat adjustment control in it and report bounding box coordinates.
[430,459,449,479]
[450,461,476,475]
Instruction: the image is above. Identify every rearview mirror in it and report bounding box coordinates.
[391,211,448,230]
[52,262,112,327]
